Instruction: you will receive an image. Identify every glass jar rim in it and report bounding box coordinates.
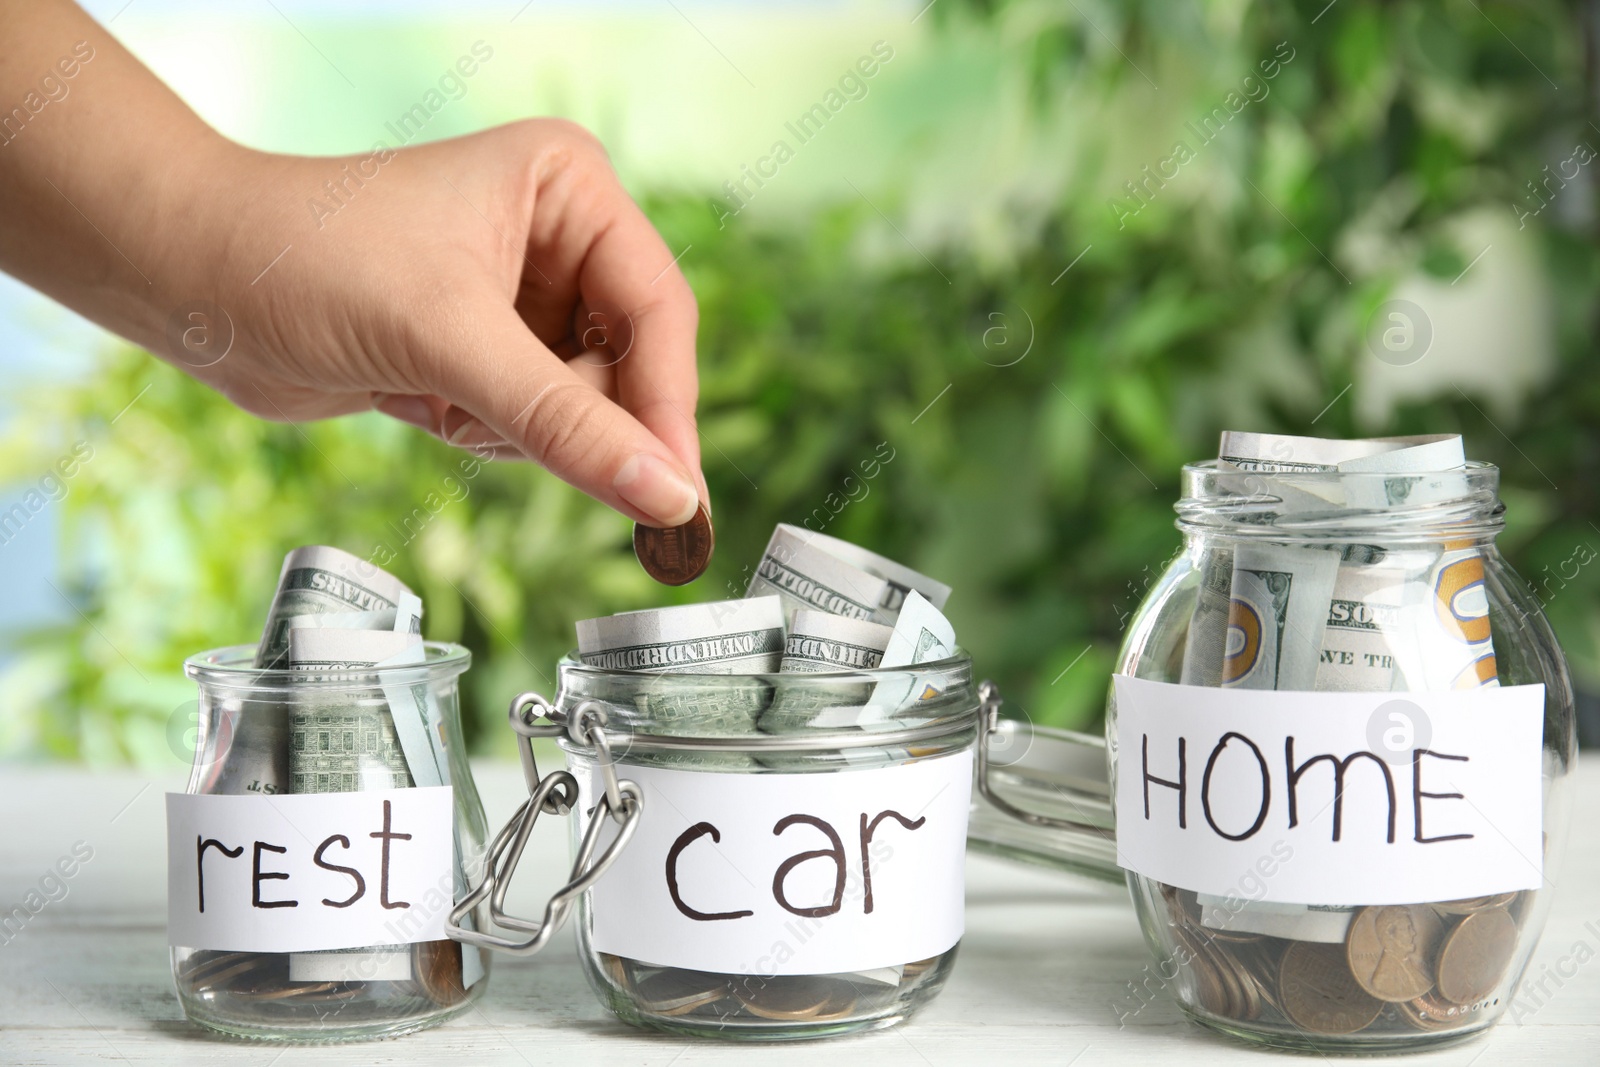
[184,641,471,693]
[557,648,971,683]
[1176,459,1505,540]
[553,650,980,751]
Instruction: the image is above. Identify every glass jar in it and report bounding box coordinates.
[540,654,980,1040]
[1103,461,1576,1052]
[172,643,490,1042]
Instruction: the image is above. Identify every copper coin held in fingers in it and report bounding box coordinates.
[1435,908,1518,1005]
[1279,942,1384,1035]
[633,503,714,586]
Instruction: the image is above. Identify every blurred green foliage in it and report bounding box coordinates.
[3,0,1597,764]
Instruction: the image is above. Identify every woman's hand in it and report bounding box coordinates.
[180,121,706,527]
[0,0,705,527]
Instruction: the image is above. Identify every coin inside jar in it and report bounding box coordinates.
[1399,990,1474,1032]
[807,984,861,1022]
[1345,904,1445,1002]
[634,969,731,1016]
[1432,892,1518,916]
[1172,927,1233,1017]
[414,939,468,1007]
[633,503,713,585]
[1279,942,1384,1035]
[1435,907,1517,1005]
[734,976,835,1020]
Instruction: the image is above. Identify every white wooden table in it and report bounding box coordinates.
[2,759,1594,1065]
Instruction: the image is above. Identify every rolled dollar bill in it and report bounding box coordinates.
[880,590,957,670]
[1217,431,1464,474]
[793,527,952,614]
[577,597,786,673]
[287,627,420,794]
[1390,540,1500,690]
[859,591,960,724]
[576,597,787,734]
[287,625,449,786]
[1217,431,1468,511]
[1180,547,1234,688]
[746,525,893,624]
[1223,543,1338,691]
[285,626,419,985]
[778,611,893,673]
[207,547,413,797]
[1313,553,1410,692]
[257,545,414,668]
[761,612,894,733]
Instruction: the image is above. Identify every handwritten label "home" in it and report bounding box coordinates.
[1113,677,1544,906]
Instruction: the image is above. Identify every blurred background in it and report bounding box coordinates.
[1,0,1596,765]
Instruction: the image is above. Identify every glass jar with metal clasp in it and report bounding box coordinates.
[455,653,981,1040]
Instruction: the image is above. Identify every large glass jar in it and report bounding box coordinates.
[551,654,980,1040]
[172,643,490,1042]
[1107,461,1576,1052]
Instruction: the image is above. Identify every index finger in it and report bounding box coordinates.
[574,192,705,502]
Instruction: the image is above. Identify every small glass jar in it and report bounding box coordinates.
[550,654,980,1040]
[173,643,491,1042]
[1103,461,1576,1052]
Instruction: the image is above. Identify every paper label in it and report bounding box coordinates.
[578,751,972,976]
[167,787,454,952]
[1113,676,1545,905]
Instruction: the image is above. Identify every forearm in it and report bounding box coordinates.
[0,0,248,353]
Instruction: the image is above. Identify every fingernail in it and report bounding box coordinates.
[442,411,506,449]
[375,394,435,431]
[614,453,699,527]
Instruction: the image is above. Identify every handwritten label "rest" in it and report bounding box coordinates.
[1112,677,1544,905]
[167,787,453,952]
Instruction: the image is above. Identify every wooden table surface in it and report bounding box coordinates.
[2,759,1594,1065]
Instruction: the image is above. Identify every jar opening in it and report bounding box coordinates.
[1175,459,1504,542]
[553,651,979,747]
[184,641,471,693]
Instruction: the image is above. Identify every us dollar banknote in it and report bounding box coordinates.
[576,597,787,734]
[746,525,892,625]
[285,625,424,986]
[287,627,420,794]
[1223,543,1338,691]
[860,591,959,721]
[286,625,450,787]
[257,545,414,668]
[1313,557,1410,692]
[793,527,951,614]
[1211,431,1494,692]
[762,612,894,732]
[206,548,414,797]
[778,611,893,673]
[1218,431,1468,510]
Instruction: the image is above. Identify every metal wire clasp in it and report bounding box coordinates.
[974,679,1114,839]
[445,691,644,956]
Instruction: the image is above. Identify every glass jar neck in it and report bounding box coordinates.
[553,654,977,741]
[1175,460,1504,548]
